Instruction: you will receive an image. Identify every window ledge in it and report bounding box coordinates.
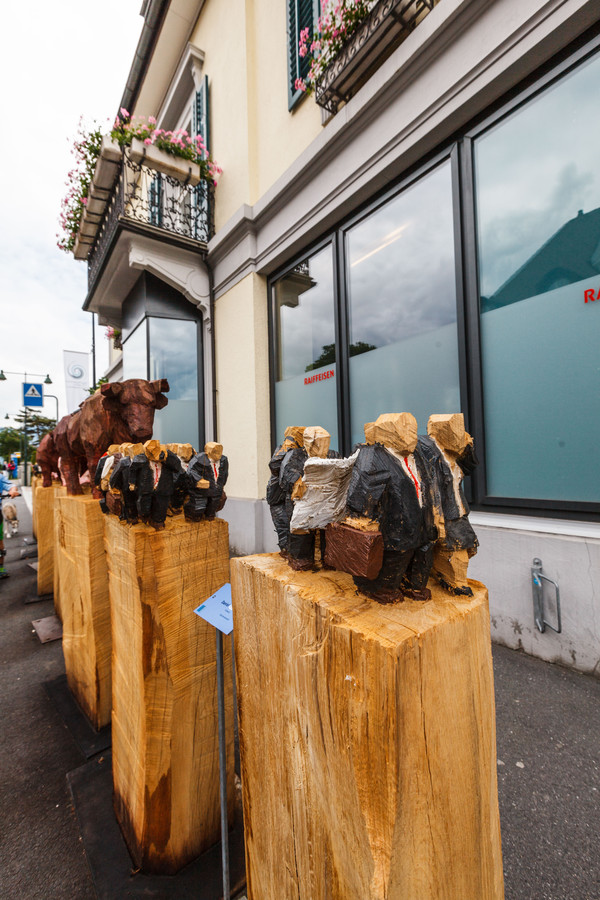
[470,511,600,541]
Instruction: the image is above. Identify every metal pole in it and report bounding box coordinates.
[23,407,28,487]
[45,394,59,424]
[216,630,230,900]
[91,313,97,388]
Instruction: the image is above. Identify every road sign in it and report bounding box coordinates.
[23,382,44,407]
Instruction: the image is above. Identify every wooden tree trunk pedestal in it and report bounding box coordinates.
[104,515,234,875]
[52,485,67,619]
[231,554,504,900]
[56,494,111,729]
[31,474,42,539]
[36,482,65,596]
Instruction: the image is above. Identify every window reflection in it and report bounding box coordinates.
[149,318,200,448]
[273,246,339,447]
[122,321,147,381]
[475,52,600,502]
[346,162,460,444]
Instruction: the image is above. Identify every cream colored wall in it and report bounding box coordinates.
[191,0,323,221]
[190,0,251,231]
[214,273,271,499]
[248,0,323,204]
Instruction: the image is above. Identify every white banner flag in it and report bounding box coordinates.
[63,350,90,413]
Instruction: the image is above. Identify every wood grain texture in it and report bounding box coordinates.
[31,474,42,539]
[57,495,111,729]
[105,514,234,875]
[52,485,67,619]
[232,555,504,900]
[36,482,65,595]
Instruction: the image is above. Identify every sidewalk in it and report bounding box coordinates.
[0,493,598,899]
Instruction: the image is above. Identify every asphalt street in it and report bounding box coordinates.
[0,492,598,899]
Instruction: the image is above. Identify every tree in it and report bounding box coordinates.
[0,428,22,461]
[305,341,377,372]
[12,410,57,449]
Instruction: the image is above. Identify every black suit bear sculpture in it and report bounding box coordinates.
[94,444,123,516]
[107,442,144,522]
[345,413,438,602]
[422,413,479,595]
[183,442,229,522]
[266,426,306,553]
[127,440,183,530]
[166,443,196,512]
[278,426,340,571]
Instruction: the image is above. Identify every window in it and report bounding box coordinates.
[474,50,600,504]
[287,0,315,109]
[270,36,600,516]
[122,316,202,449]
[345,161,460,446]
[272,244,339,447]
[149,76,210,237]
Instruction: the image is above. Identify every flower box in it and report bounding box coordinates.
[93,137,122,191]
[129,138,202,186]
[315,0,436,114]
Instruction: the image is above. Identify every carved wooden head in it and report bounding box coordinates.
[100,378,170,440]
[427,413,468,453]
[205,442,223,462]
[284,425,306,447]
[372,413,418,455]
[304,426,331,458]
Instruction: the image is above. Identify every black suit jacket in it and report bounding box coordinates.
[346,441,436,552]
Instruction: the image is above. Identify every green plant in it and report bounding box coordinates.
[57,118,103,253]
[111,108,222,184]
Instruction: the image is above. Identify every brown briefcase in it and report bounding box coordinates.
[324,523,384,580]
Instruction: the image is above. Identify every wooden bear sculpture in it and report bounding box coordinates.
[128,440,183,530]
[183,442,228,522]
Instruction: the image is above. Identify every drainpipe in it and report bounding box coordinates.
[207,261,218,442]
[118,0,170,117]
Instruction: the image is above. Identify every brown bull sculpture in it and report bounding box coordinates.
[53,378,169,497]
[36,432,60,488]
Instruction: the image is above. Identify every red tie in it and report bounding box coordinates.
[213,462,218,480]
[404,457,420,498]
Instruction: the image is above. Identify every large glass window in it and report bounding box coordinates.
[149,318,200,448]
[346,161,460,446]
[122,317,201,449]
[475,52,600,503]
[122,321,147,381]
[273,245,339,448]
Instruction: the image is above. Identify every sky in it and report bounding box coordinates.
[0,1,144,429]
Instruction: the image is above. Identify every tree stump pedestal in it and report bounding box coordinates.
[231,554,504,900]
[36,482,65,596]
[56,494,111,729]
[104,514,234,875]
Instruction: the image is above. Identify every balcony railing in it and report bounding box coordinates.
[315,0,437,114]
[85,148,214,291]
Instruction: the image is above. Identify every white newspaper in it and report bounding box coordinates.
[290,450,359,533]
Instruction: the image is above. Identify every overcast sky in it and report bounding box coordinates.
[0,1,143,428]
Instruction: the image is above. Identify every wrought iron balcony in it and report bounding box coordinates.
[315,0,437,114]
[85,148,214,291]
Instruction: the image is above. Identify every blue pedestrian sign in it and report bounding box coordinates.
[23,382,44,408]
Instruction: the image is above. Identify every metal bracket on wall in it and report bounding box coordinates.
[531,558,562,634]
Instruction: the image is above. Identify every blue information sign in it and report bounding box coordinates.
[23,383,44,408]
[194,583,233,635]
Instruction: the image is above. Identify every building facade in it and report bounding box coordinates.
[81,0,600,675]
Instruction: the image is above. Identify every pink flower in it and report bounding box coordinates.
[120,108,130,118]
[299,44,307,57]
[144,138,152,145]
[148,116,156,125]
